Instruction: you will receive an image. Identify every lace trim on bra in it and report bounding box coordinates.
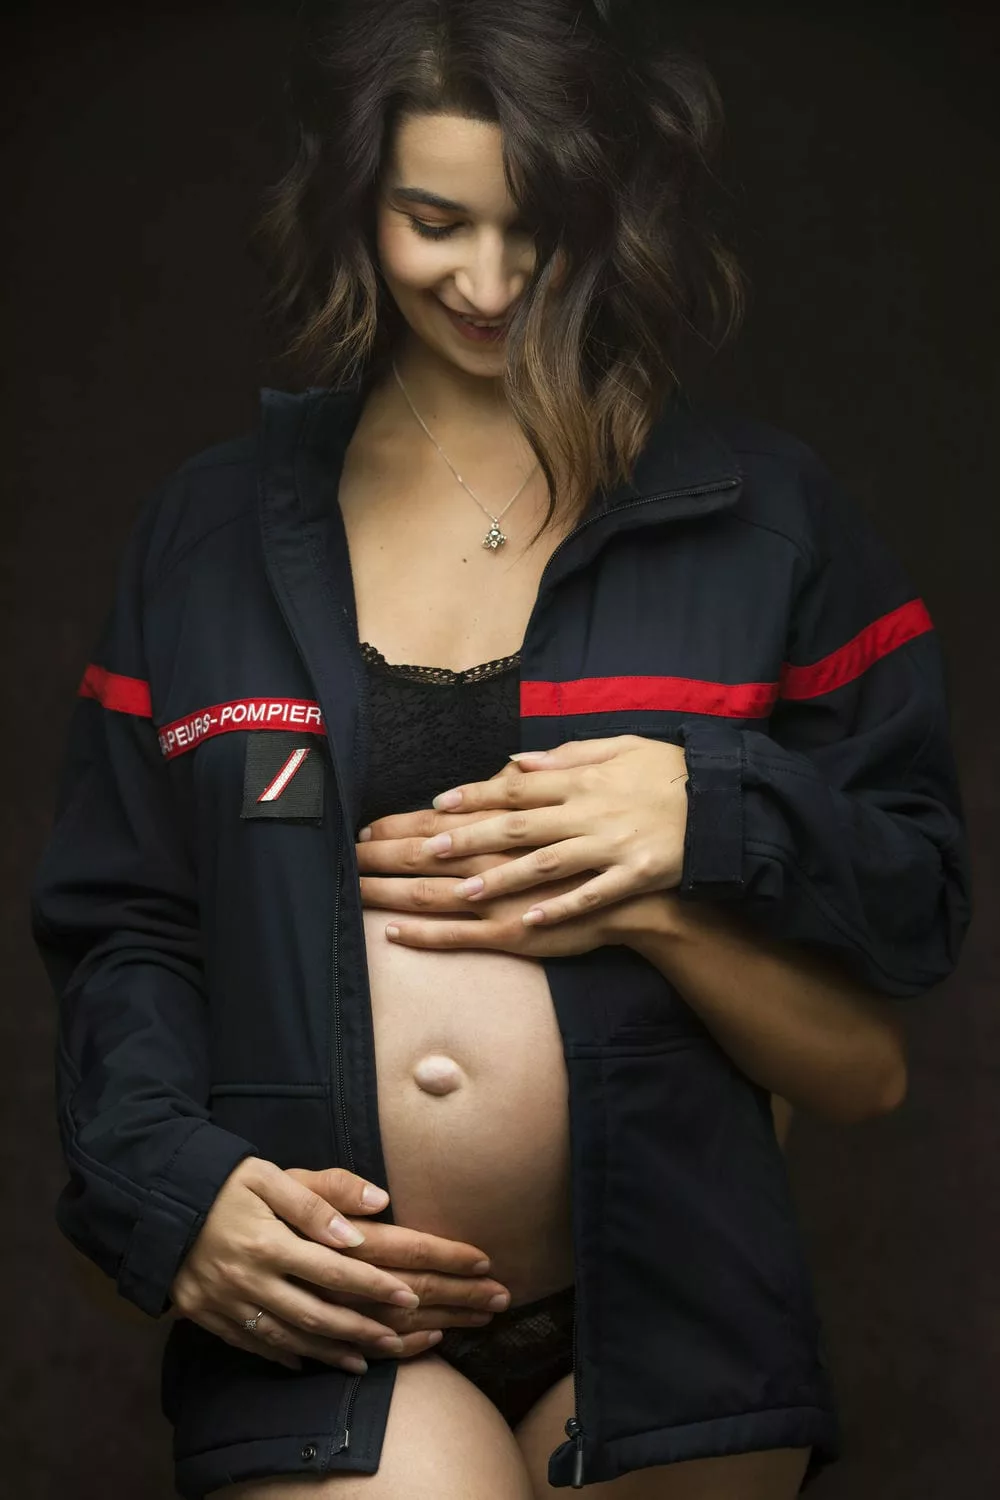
[359,639,521,685]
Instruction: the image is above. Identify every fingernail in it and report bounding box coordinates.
[425,1330,444,1347]
[488,1292,511,1311]
[385,924,400,940]
[432,789,462,810]
[471,1258,491,1274]
[341,1355,368,1374]
[375,1334,405,1353]
[522,908,545,925]
[362,1184,389,1209]
[421,832,452,855]
[327,1216,366,1247]
[390,1287,420,1308]
[358,826,372,841]
[454,877,484,898]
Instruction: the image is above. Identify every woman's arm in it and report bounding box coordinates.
[611,893,908,1126]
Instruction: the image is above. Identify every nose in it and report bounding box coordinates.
[451,232,532,321]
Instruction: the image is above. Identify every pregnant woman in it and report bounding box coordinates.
[31,2,970,1498]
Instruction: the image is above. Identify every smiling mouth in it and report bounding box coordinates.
[437,299,513,329]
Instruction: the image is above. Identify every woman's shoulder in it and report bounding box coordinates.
[133,431,260,593]
[690,398,878,569]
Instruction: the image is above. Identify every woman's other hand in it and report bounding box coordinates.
[356,754,652,954]
[168,1157,440,1373]
[357,734,690,929]
[283,1167,513,1361]
[361,848,637,954]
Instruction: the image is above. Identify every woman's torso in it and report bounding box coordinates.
[337,390,579,1306]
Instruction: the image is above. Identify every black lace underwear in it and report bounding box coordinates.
[434,1283,576,1428]
[356,640,523,830]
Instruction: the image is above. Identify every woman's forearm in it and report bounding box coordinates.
[613,894,908,1125]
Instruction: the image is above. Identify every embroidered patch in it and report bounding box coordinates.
[241,730,324,824]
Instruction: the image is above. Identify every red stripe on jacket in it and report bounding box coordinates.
[78,664,152,718]
[520,675,779,719]
[521,599,933,718]
[77,598,933,730]
[779,598,933,701]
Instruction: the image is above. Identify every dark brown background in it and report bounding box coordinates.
[2,3,996,1496]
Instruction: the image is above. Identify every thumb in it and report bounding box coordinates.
[284,1165,390,1214]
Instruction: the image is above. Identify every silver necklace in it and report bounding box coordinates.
[391,359,539,551]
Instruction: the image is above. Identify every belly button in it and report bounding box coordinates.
[412,1054,466,1095]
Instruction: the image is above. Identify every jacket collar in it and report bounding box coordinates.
[280,377,742,523]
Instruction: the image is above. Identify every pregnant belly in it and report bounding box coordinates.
[363,909,574,1307]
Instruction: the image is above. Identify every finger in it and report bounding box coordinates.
[359,771,568,846]
[418,807,572,863]
[365,1303,496,1335]
[450,840,597,904]
[366,1330,445,1360]
[246,1158,391,1253]
[508,735,637,770]
[322,1223,500,1282]
[359,875,512,914]
[429,765,572,816]
[518,867,637,927]
[257,1278,413,1350]
[358,875,478,913]
[384,917,507,950]
[223,1305,370,1372]
[275,1236,422,1310]
[356,827,530,874]
[357,805,508,846]
[316,1276,507,1316]
[283,1165,390,1217]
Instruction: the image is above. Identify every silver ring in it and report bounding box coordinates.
[241,1308,267,1332]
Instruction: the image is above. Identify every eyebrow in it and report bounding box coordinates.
[391,187,474,213]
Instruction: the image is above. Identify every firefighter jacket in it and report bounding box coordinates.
[30,380,971,1496]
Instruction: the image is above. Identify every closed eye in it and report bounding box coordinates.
[408,218,457,241]
[406,217,535,242]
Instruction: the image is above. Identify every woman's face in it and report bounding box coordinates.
[375,112,556,376]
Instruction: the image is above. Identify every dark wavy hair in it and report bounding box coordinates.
[255,0,745,541]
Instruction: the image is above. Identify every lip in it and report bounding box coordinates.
[436,298,512,342]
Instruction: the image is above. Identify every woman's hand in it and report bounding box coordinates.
[283,1168,513,1362]
[356,734,689,933]
[169,1157,452,1373]
[360,845,635,954]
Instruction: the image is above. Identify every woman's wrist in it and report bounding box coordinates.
[606,889,687,950]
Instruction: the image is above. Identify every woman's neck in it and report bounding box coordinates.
[375,338,523,448]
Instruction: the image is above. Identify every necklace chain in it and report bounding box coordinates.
[391,359,539,551]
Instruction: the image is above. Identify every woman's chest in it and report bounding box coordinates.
[336,443,575,670]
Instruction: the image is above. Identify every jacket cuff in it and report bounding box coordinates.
[117,1122,259,1316]
[677,721,746,899]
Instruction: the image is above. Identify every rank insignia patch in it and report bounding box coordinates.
[241,730,325,824]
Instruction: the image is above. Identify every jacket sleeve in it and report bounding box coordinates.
[677,447,972,998]
[30,485,260,1316]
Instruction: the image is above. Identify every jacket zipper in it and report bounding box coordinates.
[537,476,737,1487]
[331,833,364,1451]
[566,1303,584,1486]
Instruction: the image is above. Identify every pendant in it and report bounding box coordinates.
[482,521,507,550]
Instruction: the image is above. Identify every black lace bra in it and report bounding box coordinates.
[356,640,522,829]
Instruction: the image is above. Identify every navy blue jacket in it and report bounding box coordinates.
[31,382,971,1497]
